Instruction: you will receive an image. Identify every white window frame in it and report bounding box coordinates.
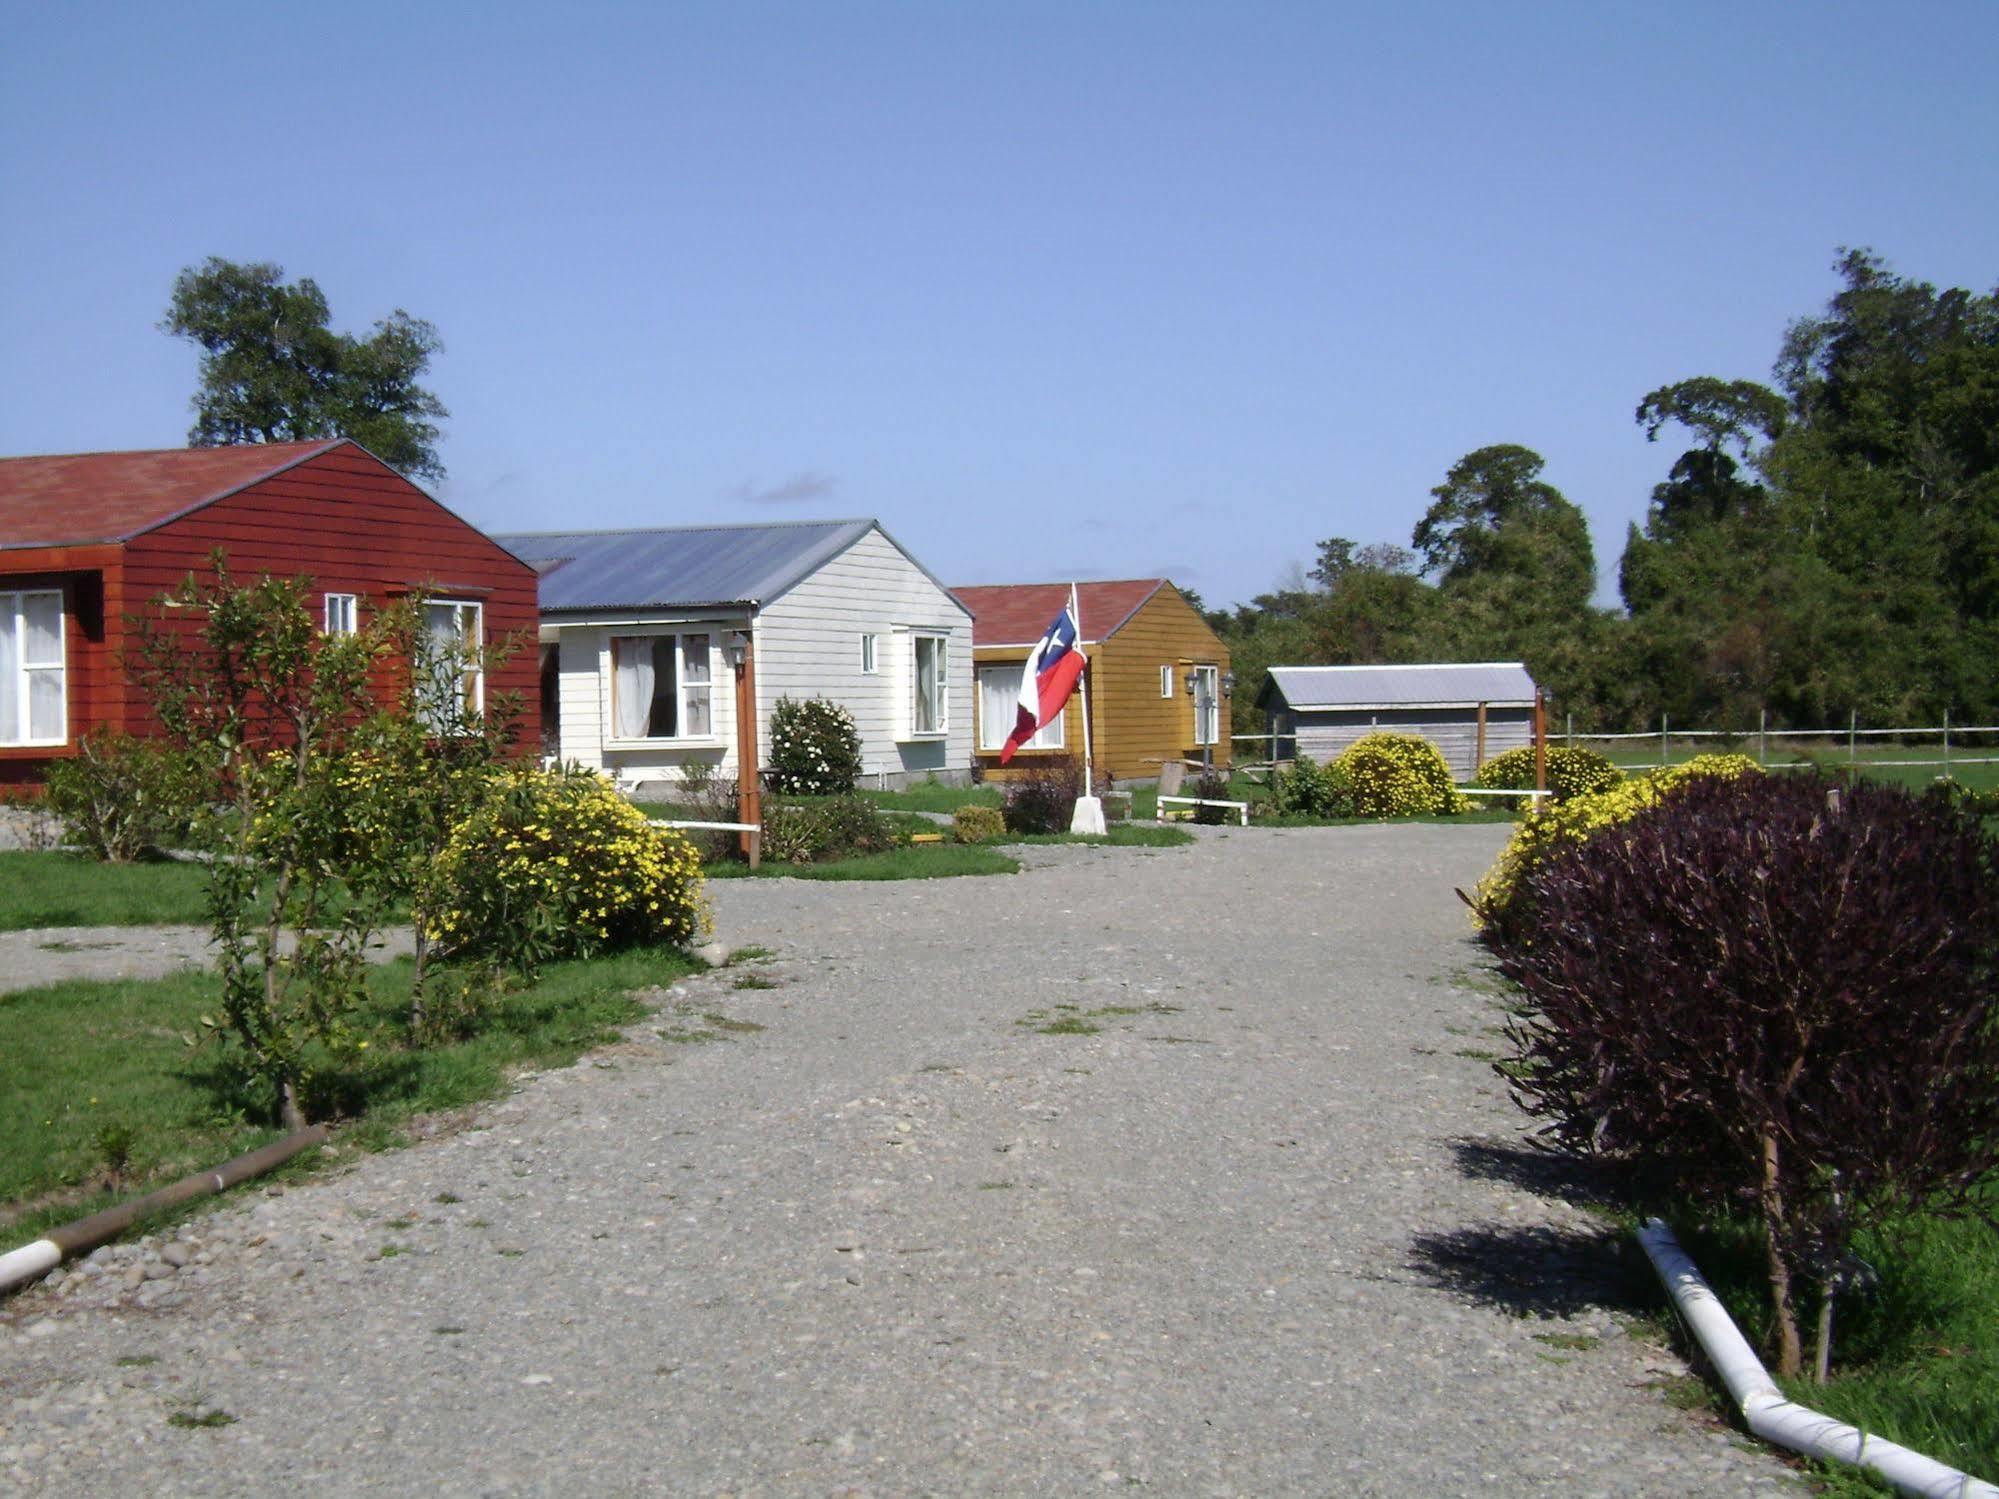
[978,662,1061,752]
[606,629,719,744]
[909,632,949,737]
[324,592,358,636]
[1192,664,1220,746]
[860,633,880,675]
[0,588,67,748]
[1160,664,1174,698]
[419,599,484,731]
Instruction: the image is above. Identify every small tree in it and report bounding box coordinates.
[336,596,525,1033]
[132,560,391,1129]
[1484,773,1999,1379]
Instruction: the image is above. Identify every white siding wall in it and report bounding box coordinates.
[758,528,973,781]
[549,620,742,788]
[1292,707,1535,778]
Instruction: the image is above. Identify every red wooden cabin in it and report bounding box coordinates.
[0,439,539,787]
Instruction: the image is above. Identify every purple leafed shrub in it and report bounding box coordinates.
[1482,771,1999,1379]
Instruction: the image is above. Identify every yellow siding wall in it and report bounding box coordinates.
[972,586,1229,782]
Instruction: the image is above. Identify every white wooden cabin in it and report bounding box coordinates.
[496,520,973,792]
[1257,662,1539,778]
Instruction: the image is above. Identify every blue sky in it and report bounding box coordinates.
[4,1,1994,611]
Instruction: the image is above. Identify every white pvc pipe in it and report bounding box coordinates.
[1637,1219,1996,1499]
[0,1238,61,1296]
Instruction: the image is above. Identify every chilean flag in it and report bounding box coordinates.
[1000,596,1086,764]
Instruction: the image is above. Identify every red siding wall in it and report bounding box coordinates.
[120,445,540,751]
[0,447,539,787]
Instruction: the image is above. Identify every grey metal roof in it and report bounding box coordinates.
[1260,662,1539,711]
[492,518,884,614]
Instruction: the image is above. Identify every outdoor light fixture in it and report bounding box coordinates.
[724,630,750,669]
[1221,671,1236,695]
[1184,669,1198,696]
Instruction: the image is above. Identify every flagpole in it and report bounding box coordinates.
[1072,582,1095,784]
[1068,582,1106,835]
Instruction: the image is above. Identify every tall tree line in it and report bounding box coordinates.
[1217,250,1999,734]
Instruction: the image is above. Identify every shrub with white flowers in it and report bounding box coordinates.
[767,695,863,795]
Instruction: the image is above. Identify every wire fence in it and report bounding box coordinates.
[1561,712,1999,777]
[1228,718,1999,785]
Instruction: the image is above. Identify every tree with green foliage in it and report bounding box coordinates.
[162,257,449,483]
[132,560,394,1129]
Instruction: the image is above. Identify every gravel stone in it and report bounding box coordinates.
[0,825,1801,1495]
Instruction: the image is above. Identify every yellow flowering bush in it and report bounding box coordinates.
[1472,745,1623,803]
[431,767,708,972]
[1470,753,1762,933]
[1330,733,1468,817]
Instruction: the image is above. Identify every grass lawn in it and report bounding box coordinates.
[704,822,1197,880]
[707,843,1021,880]
[1664,1193,1997,1493]
[0,851,214,931]
[0,946,699,1241]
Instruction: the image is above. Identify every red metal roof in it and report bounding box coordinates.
[0,440,348,549]
[953,579,1166,646]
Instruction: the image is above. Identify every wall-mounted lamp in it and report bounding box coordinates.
[724,630,751,670]
[1221,670,1236,696]
[1183,669,1199,697]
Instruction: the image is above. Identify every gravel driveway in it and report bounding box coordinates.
[0,825,1794,1495]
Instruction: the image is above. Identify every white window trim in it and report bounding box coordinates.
[978,661,1061,753]
[0,588,66,748]
[603,628,722,747]
[420,599,485,728]
[860,633,880,675]
[1160,664,1173,698]
[906,631,949,738]
[324,592,358,636]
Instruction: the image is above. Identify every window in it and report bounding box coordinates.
[978,663,1061,752]
[860,633,880,674]
[0,589,66,746]
[418,600,483,730]
[1192,665,1220,746]
[1160,664,1174,698]
[610,632,714,740]
[910,634,948,735]
[324,592,357,635]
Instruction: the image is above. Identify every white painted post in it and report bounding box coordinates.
[1758,707,1767,765]
[1661,714,1669,768]
[1849,709,1857,766]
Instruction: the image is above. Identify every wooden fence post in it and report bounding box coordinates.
[1534,689,1547,796]
[1475,701,1487,771]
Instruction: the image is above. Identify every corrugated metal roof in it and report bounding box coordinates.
[951,579,1166,646]
[492,518,886,613]
[1261,662,1538,710]
[0,440,348,549]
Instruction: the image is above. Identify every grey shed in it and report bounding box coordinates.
[1255,662,1540,777]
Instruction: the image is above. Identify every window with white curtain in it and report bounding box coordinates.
[611,632,714,740]
[910,634,948,735]
[978,663,1060,752]
[418,600,483,731]
[0,590,66,747]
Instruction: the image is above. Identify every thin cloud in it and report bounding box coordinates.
[725,470,837,505]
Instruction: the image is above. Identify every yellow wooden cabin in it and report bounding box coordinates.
[952,579,1231,784]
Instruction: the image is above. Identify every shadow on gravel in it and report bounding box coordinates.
[1408,1137,1653,1318]
[1407,1222,1654,1319]
[1448,1136,1623,1213]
